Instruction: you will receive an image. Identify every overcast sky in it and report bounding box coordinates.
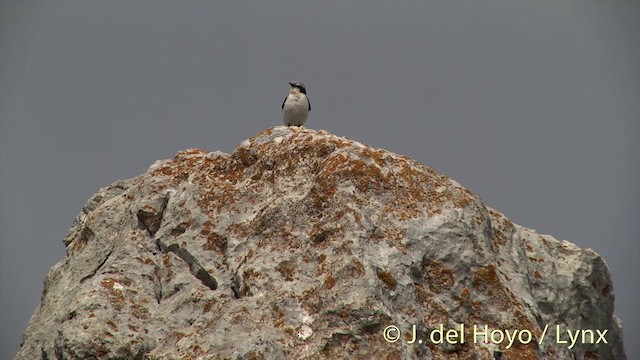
[1,1,638,357]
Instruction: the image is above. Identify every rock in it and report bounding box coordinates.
[16,126,625,359]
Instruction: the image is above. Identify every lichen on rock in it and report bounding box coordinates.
[16,126,625,359]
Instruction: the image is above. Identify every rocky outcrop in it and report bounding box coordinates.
[16,126,625,359]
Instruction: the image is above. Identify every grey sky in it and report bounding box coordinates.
[1,1,638,357]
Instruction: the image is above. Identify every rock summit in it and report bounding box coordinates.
[16,127,625,359]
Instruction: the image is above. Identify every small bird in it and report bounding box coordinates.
[282,82,310,126]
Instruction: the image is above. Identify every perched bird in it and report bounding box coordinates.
[282,82,310,126]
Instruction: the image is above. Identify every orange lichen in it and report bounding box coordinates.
[130,302,149,320]
[460,287,471,305]
[169,331,187,345]
[242,268,259,282]
[376,270,397,291]
[414,284,432,304]
[134,257,155,266]
[334,241,352,256]
[300,286,322,314]
[106,320,118,331]
[324,275,336,289]
[275,260,296,281]
[347,259,365,278]
[100,278,125,310]
[202,230,228,254]
[424,261,455,294]
[203,300,216,312]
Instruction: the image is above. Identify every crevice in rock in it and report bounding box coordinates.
[166,283,186,298]
[136,195,169,236]
[80,226,95,244]
[231,272,242,299]
[79,249,113,283]
[54,331,64,360]
[170,222,188,235]
[153,263,163,304]
[156,238,218,290]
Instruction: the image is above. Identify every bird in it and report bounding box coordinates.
[282,82,310,126]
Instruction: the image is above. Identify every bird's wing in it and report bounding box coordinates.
[308,97,311,111]
[282,97,287,110]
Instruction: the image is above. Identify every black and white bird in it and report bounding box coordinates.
[282,82,310,126]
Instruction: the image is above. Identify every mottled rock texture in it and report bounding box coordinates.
[16,127,625,359]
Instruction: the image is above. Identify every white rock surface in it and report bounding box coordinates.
[16,127,625,359]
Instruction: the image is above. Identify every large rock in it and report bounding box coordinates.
[16,127,625,359]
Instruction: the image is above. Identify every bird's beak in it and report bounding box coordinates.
[288,82,294,87]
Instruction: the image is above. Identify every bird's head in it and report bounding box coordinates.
[289,82,307,95]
